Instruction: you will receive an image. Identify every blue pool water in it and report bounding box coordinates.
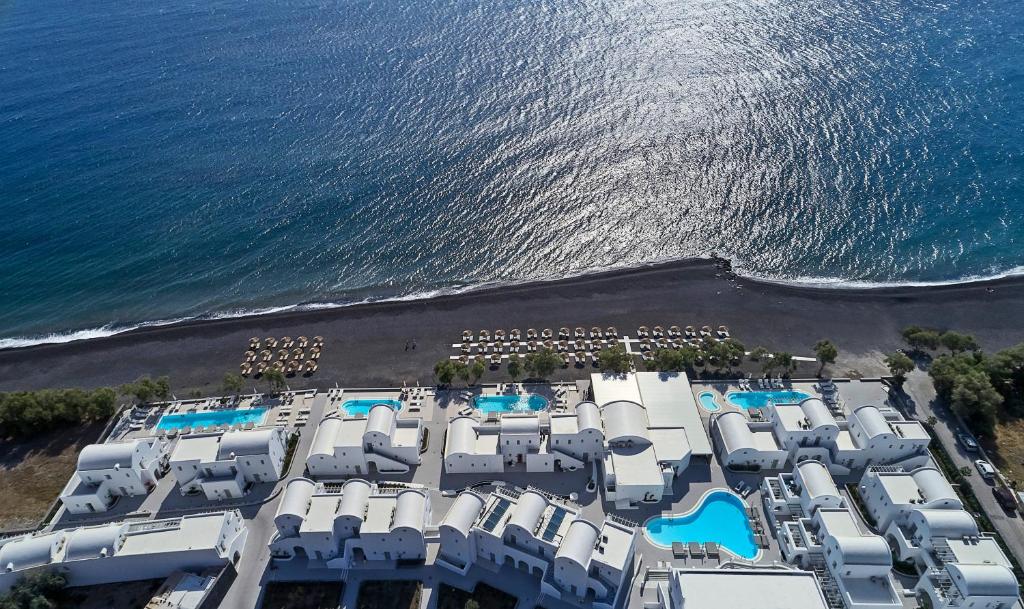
[156,408,268,431]
[341,399,403,416]
[645,490,758,559]
[474,394,549,413]
[726,390,810,410]
[698,392,721,412]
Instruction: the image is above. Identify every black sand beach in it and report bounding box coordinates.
[2,259,1023,393]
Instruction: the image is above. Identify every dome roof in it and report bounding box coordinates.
[446,417,478,456]
[715,411,756,453]
[365,404,396,436]
[501,415,539,435]
[555,519,600,568]
[575,401,601,432]
[601,401,649,443]
[337,479,373,520]
[0,532,64,572]
[796,460,839,499]
[909,509,978,539]
[833,536,891,566]
[440,491,486,535]
[507,491,548,534]
[391,489,427,532]
[218,428,277,459]
[912,467,958,504]
[309,416,343,458]
[852,405,891,439]
[800,398,837,429]
[64,524,125,561]
[77,441,140,471]
[948,564,1019,597]
[276,477,317,522]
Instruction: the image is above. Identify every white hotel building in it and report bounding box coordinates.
[713,399,930,474]
[270,477,431,566]
[436,486,637,609]
[169,427,289,500]
[306,404,423,477]
[0,511,248,593]
[59,438,169,515]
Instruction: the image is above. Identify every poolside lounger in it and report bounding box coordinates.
[672,542,687,558]
[688,542,704,558]
[705,542,720,558]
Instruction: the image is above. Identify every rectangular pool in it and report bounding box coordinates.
[156,408,268,431]
[473,394,549,414]
[341,398,402,416]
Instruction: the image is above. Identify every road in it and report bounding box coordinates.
[899,369,1024,565]
[218,392,330,609]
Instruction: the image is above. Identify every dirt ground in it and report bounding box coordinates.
[0,422,106,531]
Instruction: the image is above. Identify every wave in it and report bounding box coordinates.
[4,258,1024,350]
[740,264,1024,290]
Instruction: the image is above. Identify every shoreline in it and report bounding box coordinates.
[5,257,1024,353]
[2,257,1024,393]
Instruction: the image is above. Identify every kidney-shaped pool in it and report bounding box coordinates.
[644,489,758,559]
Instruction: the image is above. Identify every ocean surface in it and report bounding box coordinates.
[1,0,1023,347]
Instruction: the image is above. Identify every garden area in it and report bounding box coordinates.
[436,583,518,609]
[355,580,421,609]
[260,582,343,609]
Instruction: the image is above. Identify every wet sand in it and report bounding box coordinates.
[1,259,1023,394]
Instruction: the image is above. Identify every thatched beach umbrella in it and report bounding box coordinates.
[590,327,601,339]
[574,327,585,338]
[606,327,618,338]
[558,339,568,352]
[292,347,304,359]
[313,335,324,345]
[282,336,293,347]
[261,349,273,362]
[256,362,268,374]
[527,328,538,339]
[265,337,278,348]
[653,325,664,338]
[278,349,289,360]
[510,328,521,340]
[638,325,649,337]
[559,327,570,339]
[298,336,309,347]
[541,328,553,339]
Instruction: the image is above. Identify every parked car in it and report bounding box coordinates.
[992,486,1017,512]
[975,459,997,479]
[957,432,980,452]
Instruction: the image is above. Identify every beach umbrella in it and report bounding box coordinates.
[313,335,324,345]
[606,326,617,338]
[298,336,309,347]
[575,327,585,338]
[590,327,601,338]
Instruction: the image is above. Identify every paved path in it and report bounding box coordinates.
[219,391,329,609]
[898,370,1024,564]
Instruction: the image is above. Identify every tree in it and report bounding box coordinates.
[814,340,838,376]
[524,348,561,380]
[597,345,631,374]
[222,373,245,396]
[0,571,67,609]
[119,376,171,403]
[950,368,1002,435]
[901,326,941,351]
[468,359,487,385]
[940,331,980,354]
[770,352,795,376]
[455,362,471,385]
[748,346,769,361]
[507,357,523,382]
[434,359,458,386]
[648,348,695,373]
[262,368,286,393]
[722,339,746,367]
[884,352,915,386]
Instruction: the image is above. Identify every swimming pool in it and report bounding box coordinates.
[156,408,268,431]
[644,490,758,559]
[698,392,721,412]
[726,390,810,409]
[341,399,403,416]
[474,394,549,413]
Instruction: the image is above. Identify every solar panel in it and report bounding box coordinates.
[482,498,510,531]
[541,507,567,541]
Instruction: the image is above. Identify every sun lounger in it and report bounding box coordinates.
[688,542,704,558]
[672,542,687,558]
[705,542,720,558]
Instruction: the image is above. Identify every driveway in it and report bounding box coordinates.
[898,369,1024,564]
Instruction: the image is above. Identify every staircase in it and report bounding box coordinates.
[808,555,847,609]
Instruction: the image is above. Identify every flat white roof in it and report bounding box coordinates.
[170,435,221,462]
[649,428,691,463]
[118,514,227,556]
[590,373,642,405]
[607,444,664,488]
[550,413,580,435]
[636,372,712,456]
[752,430,783,452]
[672,568,829,609]
[947,537,1012,568]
